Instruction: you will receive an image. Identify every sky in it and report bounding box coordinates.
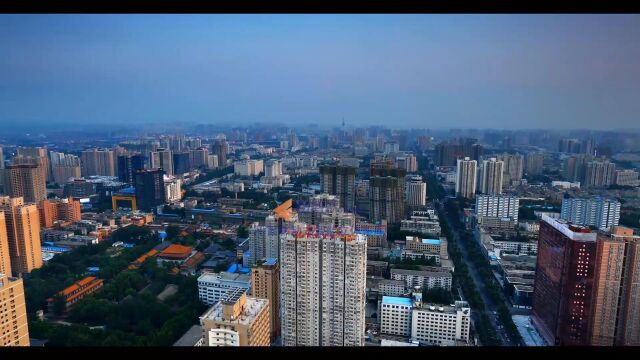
[0,14,639,130]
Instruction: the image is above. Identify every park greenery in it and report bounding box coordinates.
[24,225,207,346]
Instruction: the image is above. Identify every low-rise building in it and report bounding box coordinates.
[411,301,471,346]
[198,272,251,306]
[199,289,270,346]
[400,210,441,237]
[380,296,413,337]
[390,268,452,291]
[405,236,448,260]
[47,276,104,313]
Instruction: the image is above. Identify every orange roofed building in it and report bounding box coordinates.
[128,249,158,270]
[157,244,193,261]
[47,276,104,313]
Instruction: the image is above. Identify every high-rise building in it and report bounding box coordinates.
[614,169,640,187]
[560,197,620,231]
[172,151,190,175]
[16,147,50,181]
[584,160,616,187]
[134,169,166,212]
[455,157,477,199]
[0,197,42,275]
[590,226,640,346]
[475,195,519,223]
[150,148,173,176]
[395,154,418,173]
[80,148,115,177]
[297,194,356,233]
[280,227,367,346]
[52,164,81,185]
[264,159,283,178]
[478,157,504,195]
[207,154,219,170]
[564,155,590,183]
[211,139,229,168]
[251,258,280,339]
[189,147,209,170]
[164,176,182,203]
[319,164,357,212]
[3,164,46,203]
[37,197,81,228]
[234,159,264,177]
[497,153,523,186]
[406,175,426,207]
[525,153,545,175]
[369,161,406,224]
[0,146,4,169]
[199,289,271,346]
[0,274,30,346]
[0,213,11,278]
[50,152,81,185]
[559,138,583,154]
[117,154,144,185]
[532,215,597,346]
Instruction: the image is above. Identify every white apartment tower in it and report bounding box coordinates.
[478,157,504,195]
[475,195,520,223]
[455,157,477,199]
[280,228,367,346]
[406,176,427,207]
[560,197,621,230]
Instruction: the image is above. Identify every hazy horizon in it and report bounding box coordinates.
[1,14,640,130]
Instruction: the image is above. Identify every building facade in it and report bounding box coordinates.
[0,197,42,275]
[319,164,357,211]
[251,258,280,339]
[3,164,46,203]
[478,157,504,195]
[455,157,477,199]
[0,274,29,346]
[280,229,367,346]
[199,289,270,346]
[560,197,620,231]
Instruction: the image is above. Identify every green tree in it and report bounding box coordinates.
[51,294,67,316]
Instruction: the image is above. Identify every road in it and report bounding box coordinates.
[440,203,518,346]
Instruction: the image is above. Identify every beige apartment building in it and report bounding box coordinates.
[0,274,30,346]
[251,258,280,339]
[0,196,42,275]
[0,213,11,278]
[3,164,46,204]
[590,226,640,346]
[199,289,271,346]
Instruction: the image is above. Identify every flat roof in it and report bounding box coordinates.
[421,238,441,245]
[382,296,413,307]
[356,230,385,236]
[262,258,277,266]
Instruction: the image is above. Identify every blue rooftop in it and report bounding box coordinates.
[356,230,385,236]
[421,238,441,245]
[41,246,70,252]
[263,258,277,266]
[382,296,413,307]
[120,186,136,194]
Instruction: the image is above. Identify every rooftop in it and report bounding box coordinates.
[382,296,413,307]
[421,238,441,245]
[200,295,268,326]
[173,325,203,347]
[158,244,193,259]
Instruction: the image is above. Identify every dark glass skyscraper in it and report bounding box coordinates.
[117,154,144,185]
[532,215,597,346]
[134,168,165,212]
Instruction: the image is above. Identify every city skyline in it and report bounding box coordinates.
[1,14,640,130]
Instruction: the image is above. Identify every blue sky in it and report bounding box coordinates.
[1,14,639,129]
